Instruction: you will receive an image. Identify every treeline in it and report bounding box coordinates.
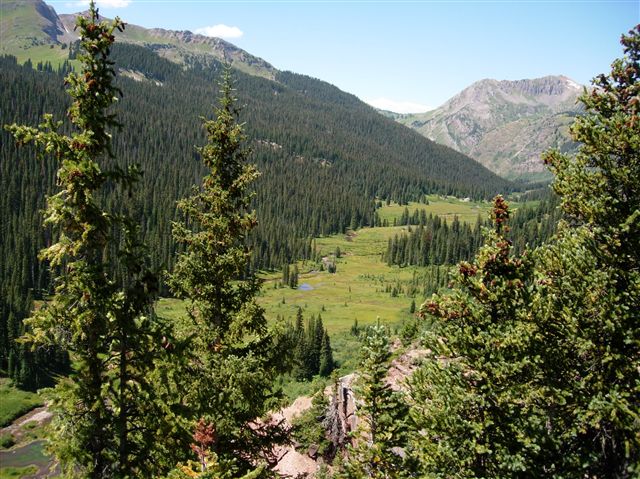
[383,195,560,267]
[279,308,335,381]
[384,214,482,267]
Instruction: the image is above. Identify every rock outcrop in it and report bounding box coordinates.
[272,345,429,477]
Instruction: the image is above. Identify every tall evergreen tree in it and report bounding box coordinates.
[167,66,286,472]
[319,329,335,377]
[6,4,170,477]
[410,196,538,476]
[536,25,640,476]
[339,324,410,478]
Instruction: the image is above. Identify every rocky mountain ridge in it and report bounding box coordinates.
[1,0,276,79]
[396,75,584,180]
[59,14,278,79]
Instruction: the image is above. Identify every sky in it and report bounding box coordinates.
[50,0,639,113]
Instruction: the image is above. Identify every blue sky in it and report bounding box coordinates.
[51,0,638,113]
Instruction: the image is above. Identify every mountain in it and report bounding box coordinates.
[0,0,515,301]
[57,13,278,80]
[0,0,276,79]
[0,0,75,62]
[395,76,584,180]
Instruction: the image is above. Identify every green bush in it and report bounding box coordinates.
[0,432,15,449]
[291,391,332,459]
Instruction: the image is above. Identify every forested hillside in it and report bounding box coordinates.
[0,42,514,386]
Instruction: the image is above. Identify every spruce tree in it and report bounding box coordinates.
[6,4,169,477]
[319,329,335,377]
[168,66,285,471]
[290,307,306,380]
[410,196,538,476]
[536,25,640,476]
[339,324,410,478]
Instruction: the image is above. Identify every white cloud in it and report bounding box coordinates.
[195,24,244,39]
[70,0,132,7]
[364,97,433,114]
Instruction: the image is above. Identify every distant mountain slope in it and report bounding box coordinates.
[396,76,583,180]
[0,0,276,79]
[0,0,516,294]
[0,0,512,198]
[0,0,76,64]
[57,13,278,80]
[0,40,515,276]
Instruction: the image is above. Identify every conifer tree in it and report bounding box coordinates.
[410,196,538,476]
[289,264,299,289]
[6,4,170,477]
[305,315,320,375]
[319,330,334,377]
[339,324,410,478]
[168,66,285,471]
[535,25,640,476]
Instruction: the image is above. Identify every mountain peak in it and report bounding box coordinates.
[395,75,583,180]
[0,0,277,80]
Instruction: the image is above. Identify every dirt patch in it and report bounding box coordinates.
[1,407,52,444]
[344,231,357,242]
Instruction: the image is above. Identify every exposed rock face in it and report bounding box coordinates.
[57,13,277,80]
[270,346,429,477]
[396,76,584,180]
[33,0,65,41]
[324,373,359,451]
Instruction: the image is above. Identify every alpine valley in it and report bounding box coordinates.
[1,0,517,400]
[2,1,638,478]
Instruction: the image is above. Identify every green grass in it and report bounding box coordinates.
[377,195,491,225]
[0,433,15,449]
[0,466,38,479]
[7,45,69,66]
[258,226,424,333]
[0,379,41,428]
[158,226,423,335]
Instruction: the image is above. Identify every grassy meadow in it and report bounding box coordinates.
[0,378,41,428]
[158,225,423,335]
[158,196,491,333]
[156,196,494,396]
[377,195,491,225]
